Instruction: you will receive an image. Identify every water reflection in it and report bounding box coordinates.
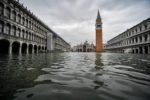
[0,53,150,100]
[95,53,104,69]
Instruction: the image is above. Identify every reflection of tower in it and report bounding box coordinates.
[95,10,103,52]
[95,53,103,69]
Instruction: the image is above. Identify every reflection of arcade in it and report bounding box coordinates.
[95,53,104,69]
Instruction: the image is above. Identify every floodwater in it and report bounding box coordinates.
[0,52,150,100]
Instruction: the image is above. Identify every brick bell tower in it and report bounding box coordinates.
[95,10,103,52]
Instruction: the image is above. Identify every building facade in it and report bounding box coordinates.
[72,41,95,52]
[105,18,150,54]
[95,10,103,52]
[0,0,70,54]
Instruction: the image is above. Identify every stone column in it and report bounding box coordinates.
[137,47,140,54]
[134,38,136,44]
[26,44,29,54]
[19,43,22,55]
[32,45,34,54]
[3,22,6,34]
[37,47,38,54]
[9,41,12,55]
[138,37,140,43]
[148,46,150,54]
[142,35,145,43]
[3,6,6,17]
[148,33,150,42]
[142,46,145,54]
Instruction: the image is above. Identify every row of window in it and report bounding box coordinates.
[108,19,150,44]
[0,2,47,36]
[55,38,70,47]
[106,33,150,48]
[0,21,46,44]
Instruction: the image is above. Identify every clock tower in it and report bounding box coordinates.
[95,10,103,52]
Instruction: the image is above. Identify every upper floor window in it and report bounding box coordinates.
[139,26,142,31]
[18,14,21,23]
[6,7,11,18]
[16,28,21,37]
[139,36,142,42]
[6,24,11,34]
[12,11,16,21]
[135,29,137,33]
[144,34,148,41]
[12,26,16,36]
[0,3,4,16]
[22,17,25,25]
[135,37,138,43]
[0,21,3,33]
[129,31,131,36]
[132,30,134,35]
[26,31,28,39]
[29,21,31,28]
[21,30,25,38]
[144,24,147,30]
[26,19,28,27]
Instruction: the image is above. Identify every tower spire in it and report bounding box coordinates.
[97,10,101,19]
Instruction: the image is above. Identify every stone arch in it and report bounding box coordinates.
[12,41,20,54]
[6,7,11,18]
[34,45,37,53]
[87,48,89,52]
[42,46,44,50]
[28,44,33,54]
[80,49,82,52]
[135,48,138,54]
[132,49,135,54]
[0,2,4,16]
[21,43,27,54]
[38,45,41,51]
[90,49,92,52]
[0,39,10,54]
[83,45,86,52]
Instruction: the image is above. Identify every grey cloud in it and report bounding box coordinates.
[20,0,150,46]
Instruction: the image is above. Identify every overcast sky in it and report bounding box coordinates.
[19,0,150,46]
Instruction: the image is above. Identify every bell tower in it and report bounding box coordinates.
[95,10,103,52]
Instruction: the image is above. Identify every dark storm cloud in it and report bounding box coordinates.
[20,0,150,46]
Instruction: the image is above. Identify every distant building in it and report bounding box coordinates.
[72,41,95,52]
[105,18,150,54]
